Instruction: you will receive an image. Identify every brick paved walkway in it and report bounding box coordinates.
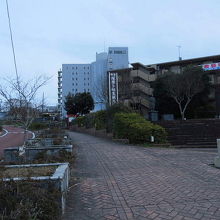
[63,131,220,220]
[0,126,33,156]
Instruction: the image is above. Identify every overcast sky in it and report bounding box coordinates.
[0,0,220,105]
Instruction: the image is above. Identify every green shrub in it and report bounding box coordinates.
[113,112,167,144]
[75,116,86,127]
[151,124,167,144]
[113,113,145,138]
[29,122,48,130]
[95,110,107,130]
[106,104,133,132]
[84,113,95,128]
[128,122,152,144]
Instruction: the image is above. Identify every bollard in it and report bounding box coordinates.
[150,136,154,143]
[217,139,220,155]
[214,139,220,168]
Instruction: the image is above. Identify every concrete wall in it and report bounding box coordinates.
[4,145,73,162]
[25,138,72,146]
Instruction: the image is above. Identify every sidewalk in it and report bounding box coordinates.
[63,131,220,220]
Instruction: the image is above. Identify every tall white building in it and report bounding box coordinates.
[107,47,129,70]
[58,47,129,117]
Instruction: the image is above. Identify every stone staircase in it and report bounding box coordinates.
[157,119,220,147]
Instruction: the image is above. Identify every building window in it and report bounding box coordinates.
[72,83,74,86]
[72,72,74,75]
[76,83,78,86]
[84,83,85,86]
[66,67,68,69]
[88,72,89,74]
[76,67,77,69]
[72,67,74,69]
[84,78,86,80]
[88,83,89,86]
[88,67,89,69]
[76,72,77,75]
[88,78,89,80]
[76,89,77,91]
[76,78,77,80]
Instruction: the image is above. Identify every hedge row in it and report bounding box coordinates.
[73,104,132,131]
[73,111,107,130]
[72,104,167,144]
[113,113,167,144]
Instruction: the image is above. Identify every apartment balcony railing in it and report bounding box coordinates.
[131,83,153,96]
[131,71,156,82]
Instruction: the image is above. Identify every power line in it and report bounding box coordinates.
[5,0,19,81]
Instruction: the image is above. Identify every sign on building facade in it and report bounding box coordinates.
[202,63,220,71]
[108,72,118,106]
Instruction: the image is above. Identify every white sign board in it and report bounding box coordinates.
[108,72,118,105]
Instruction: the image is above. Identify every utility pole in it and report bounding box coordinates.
[177,45,182,61]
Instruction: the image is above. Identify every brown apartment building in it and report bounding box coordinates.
[108,54,220,118]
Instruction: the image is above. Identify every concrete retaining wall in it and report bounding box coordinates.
[25,138,72,146]
[4,145,73,162]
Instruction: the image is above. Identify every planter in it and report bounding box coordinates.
[4,145,73,162]
[1,163,70,214]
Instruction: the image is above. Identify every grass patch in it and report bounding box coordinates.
[1,166,57,178]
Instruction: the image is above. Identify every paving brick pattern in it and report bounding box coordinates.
[63,132,220,220]
[0,126,33,156]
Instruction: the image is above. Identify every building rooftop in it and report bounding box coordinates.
[146,54,220,67]
[109,54,220,73]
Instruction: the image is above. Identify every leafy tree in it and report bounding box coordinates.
[64,92,94,115]
[76,92,94,115]
[153,75,180,118]
[153,65,211,120]
[64,93,78,115]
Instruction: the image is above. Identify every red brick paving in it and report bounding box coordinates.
[0,126,33,157]
[63,131,220,220]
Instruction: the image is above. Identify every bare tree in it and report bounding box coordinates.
[95,78,108,108]
[163,65,206,120]
[0,75,50,145]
